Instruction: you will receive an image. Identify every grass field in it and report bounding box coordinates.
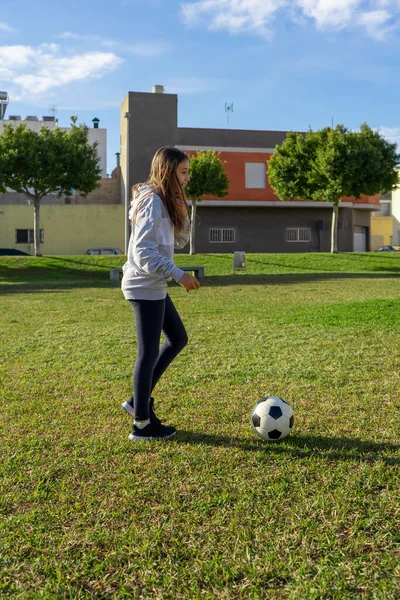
[1,254,399,599]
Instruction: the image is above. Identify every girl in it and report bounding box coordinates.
[121,146,200,440]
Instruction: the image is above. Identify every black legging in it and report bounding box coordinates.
[128,294,188,420]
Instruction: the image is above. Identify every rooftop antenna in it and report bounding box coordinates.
[49,104,57,118]
[225,102,233,127]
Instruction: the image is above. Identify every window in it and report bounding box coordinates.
[16,229,44,244]
[286,227,311,242]
[245,163,266,189]
[209,228,235,243]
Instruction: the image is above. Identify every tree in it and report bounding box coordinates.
[268,124,400,253]
[185,150,229,254]
[0,118,102,256]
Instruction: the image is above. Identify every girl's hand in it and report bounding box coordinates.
[179,273,200,292]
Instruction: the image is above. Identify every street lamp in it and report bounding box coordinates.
[124,111,130,254]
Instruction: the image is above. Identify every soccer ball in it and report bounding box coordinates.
[251,396,294,441]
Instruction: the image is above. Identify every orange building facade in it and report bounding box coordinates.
[185,149,380,207]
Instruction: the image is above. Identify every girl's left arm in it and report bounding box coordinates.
[174,216,190,249]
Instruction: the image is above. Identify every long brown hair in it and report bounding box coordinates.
[131,146,189,232]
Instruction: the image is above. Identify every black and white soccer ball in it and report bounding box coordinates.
[251,396,294,441]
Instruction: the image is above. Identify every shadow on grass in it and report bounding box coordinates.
[202,252,400,273]
[2,271,400,294]
[175,430,400,464]
[0,256,125,293]
[200,272,400,287]
[49,256,123,267]
[0,279,119,294]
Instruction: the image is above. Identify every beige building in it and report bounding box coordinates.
[0,96,123,254]
[0,203,124,255]
[0,113,108,176]
[392,186,400,246]
[370,190,399,250]
[0,168,124,255]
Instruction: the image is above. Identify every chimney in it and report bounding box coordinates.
[92,117,100,129]
[152,85,164,94]
[115,152,120,167]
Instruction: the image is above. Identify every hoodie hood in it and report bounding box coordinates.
[128,184,155,221]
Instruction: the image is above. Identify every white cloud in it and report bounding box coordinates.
[377,126,400,148]
[0,43,123,100]
[358,10,395,39]
[123,42,171,57]
[58,32,170,57]
[181,0,400,39]
[297,0,361,29]
[0,22,13,33]
[181,0,288,37]
[59,32,98,41]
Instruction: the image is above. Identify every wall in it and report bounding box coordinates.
[0,205,124,255]
[124,91,178,188]
[0,196,373,256]
[120,90,178,252]
[177,205,357,254]
[0,175,121,205]
[391,185,400,246]
[370,216,392,250]
[182,148,380,209]
[86,128,107,176]
[75,176,121,204]
[0,119,56,134]
[185,150,277,202]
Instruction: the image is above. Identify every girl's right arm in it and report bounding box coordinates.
[133,196,184,283]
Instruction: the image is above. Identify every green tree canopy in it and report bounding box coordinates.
[268,124,400,253]
[0,119,102,256]
[185,150,229,254]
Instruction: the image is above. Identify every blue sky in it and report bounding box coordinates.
[1,0,400,174]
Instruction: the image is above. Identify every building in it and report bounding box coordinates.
[393,188,400,246]
[121,87,380,254]
[370,185,400,250]
[0,97,123,255]
[0,113,107,177]
[370,192,393,250]
[0,87,382,255]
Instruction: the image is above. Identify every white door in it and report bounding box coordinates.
[354,232,367,252]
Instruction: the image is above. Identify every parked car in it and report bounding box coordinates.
[375,246,397,252]
[0,248,31,256]
[85,248,123,255]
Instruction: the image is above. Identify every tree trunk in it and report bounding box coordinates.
[189,198,197,255]
[33,197,42,257]
[331,201,339,253]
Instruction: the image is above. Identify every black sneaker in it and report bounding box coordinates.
[122,397,162,425]
[128,421,176,441]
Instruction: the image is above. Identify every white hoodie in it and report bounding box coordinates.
[121,185,190,300]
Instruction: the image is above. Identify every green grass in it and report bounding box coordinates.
[1,254,399,599]
[2,250,400,278]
